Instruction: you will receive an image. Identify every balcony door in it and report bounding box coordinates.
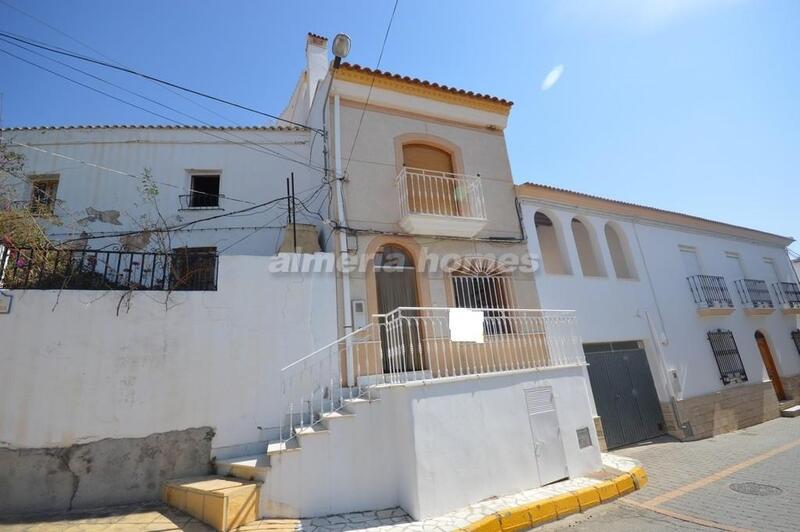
[402,143,460,217]
[374,245,423,374]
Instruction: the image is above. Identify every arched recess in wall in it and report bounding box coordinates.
[533,211,571,275]
[604,222,638,280]
[571,217,606,277]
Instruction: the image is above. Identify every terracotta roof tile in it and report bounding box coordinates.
[338,62,513,106]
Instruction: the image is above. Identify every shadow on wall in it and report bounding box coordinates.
[0,427,214,516]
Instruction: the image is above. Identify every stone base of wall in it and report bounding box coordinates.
[661,381,781,441]
[592,416,607,452]
[781,373,800,402]
[0,427,214,516]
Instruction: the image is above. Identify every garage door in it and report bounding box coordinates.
[585,342,665,449]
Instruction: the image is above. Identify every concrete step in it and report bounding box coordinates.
[162,475,259,531]
[216,454,271,482]
[781,405,800,418]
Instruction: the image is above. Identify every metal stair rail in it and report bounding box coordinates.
[279,307,583,443]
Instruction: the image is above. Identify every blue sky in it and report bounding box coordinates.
[1,0,798,253]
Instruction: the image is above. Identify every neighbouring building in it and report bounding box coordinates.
[518,184,800,449]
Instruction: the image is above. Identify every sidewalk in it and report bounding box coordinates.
[0,454,645,532]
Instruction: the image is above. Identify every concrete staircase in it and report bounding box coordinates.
[212,394,391,519]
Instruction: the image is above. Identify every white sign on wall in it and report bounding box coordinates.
[449,308,484,343]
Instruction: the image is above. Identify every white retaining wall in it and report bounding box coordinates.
[263,366,602,520]
[0,254,338,457]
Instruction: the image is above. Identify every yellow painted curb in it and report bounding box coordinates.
[497,508,532,532]
[527,499,558,527]
[630,466,649,489]
[462,514,502,532]
[459,465,647,531]
[550,493,580,518]
[614,473,637,496]
[572,486,602,511]
[594,479,620,502]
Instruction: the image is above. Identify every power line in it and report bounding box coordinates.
[342,0,399,178]
[0,41,328,173]
[0,0,250,128]
[0,29,320,132]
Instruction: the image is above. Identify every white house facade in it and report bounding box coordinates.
[518,184,800,449]
[0,33,602,522]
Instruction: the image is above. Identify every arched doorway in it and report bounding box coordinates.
[374,245,423,374]
[755,331,786,401]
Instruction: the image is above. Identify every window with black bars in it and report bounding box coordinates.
[707,330,748,385]
[792,330,800,356]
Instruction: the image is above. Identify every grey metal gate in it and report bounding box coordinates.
[585,342,665,449]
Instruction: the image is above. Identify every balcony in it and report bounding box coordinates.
[687,275,736,316]
[773,282,800,315]
[396,167,488,237]
[734,279,775,316]
[0,247,218,291]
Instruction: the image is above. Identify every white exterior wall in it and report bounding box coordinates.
[521,200,799,403]
[262,368,601,520]
[3,127,326,255]
[0,254,338,456]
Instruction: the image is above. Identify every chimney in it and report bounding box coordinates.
[306,33,329,109]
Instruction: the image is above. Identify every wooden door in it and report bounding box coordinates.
[402,144,459,216]
[374,246,423,374]
[755,332,786,401]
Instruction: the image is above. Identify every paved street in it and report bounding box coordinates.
[544,416,800,532]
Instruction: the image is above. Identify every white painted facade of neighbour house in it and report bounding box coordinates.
[518,184,800,449]
[0,33,602,521]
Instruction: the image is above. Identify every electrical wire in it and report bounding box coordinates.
[342,0,399,178]
[0,29,320,132]
[0,41,328,174]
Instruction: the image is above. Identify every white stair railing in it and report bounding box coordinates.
[278,307,582,443]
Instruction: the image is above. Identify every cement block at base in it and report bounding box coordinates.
[162,476,259,532]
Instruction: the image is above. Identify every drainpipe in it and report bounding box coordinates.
[332,92,355,386]
[632,221,689,435]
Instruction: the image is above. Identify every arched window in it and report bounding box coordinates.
[572,218,604,277]
[604,223,637,279]
[449,257,515,310]
[534,212,570,275]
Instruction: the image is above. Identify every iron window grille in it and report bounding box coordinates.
[734,279,774,308]
[774,282,800,309]
[792,330,800,356]
[0,247,218,291]
[707,329,748,385]
[450,257,516,335]
[687,275,734,308]
[29,176,59,215]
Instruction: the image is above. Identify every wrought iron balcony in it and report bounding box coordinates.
[0,247,218,291]
[734,279,775,316]
[396,167,488,237]
[773,282,800,315]
[687,275,735,316]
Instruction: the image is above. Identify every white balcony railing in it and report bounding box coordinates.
[397,167,487,220]
[279,307,583,443]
